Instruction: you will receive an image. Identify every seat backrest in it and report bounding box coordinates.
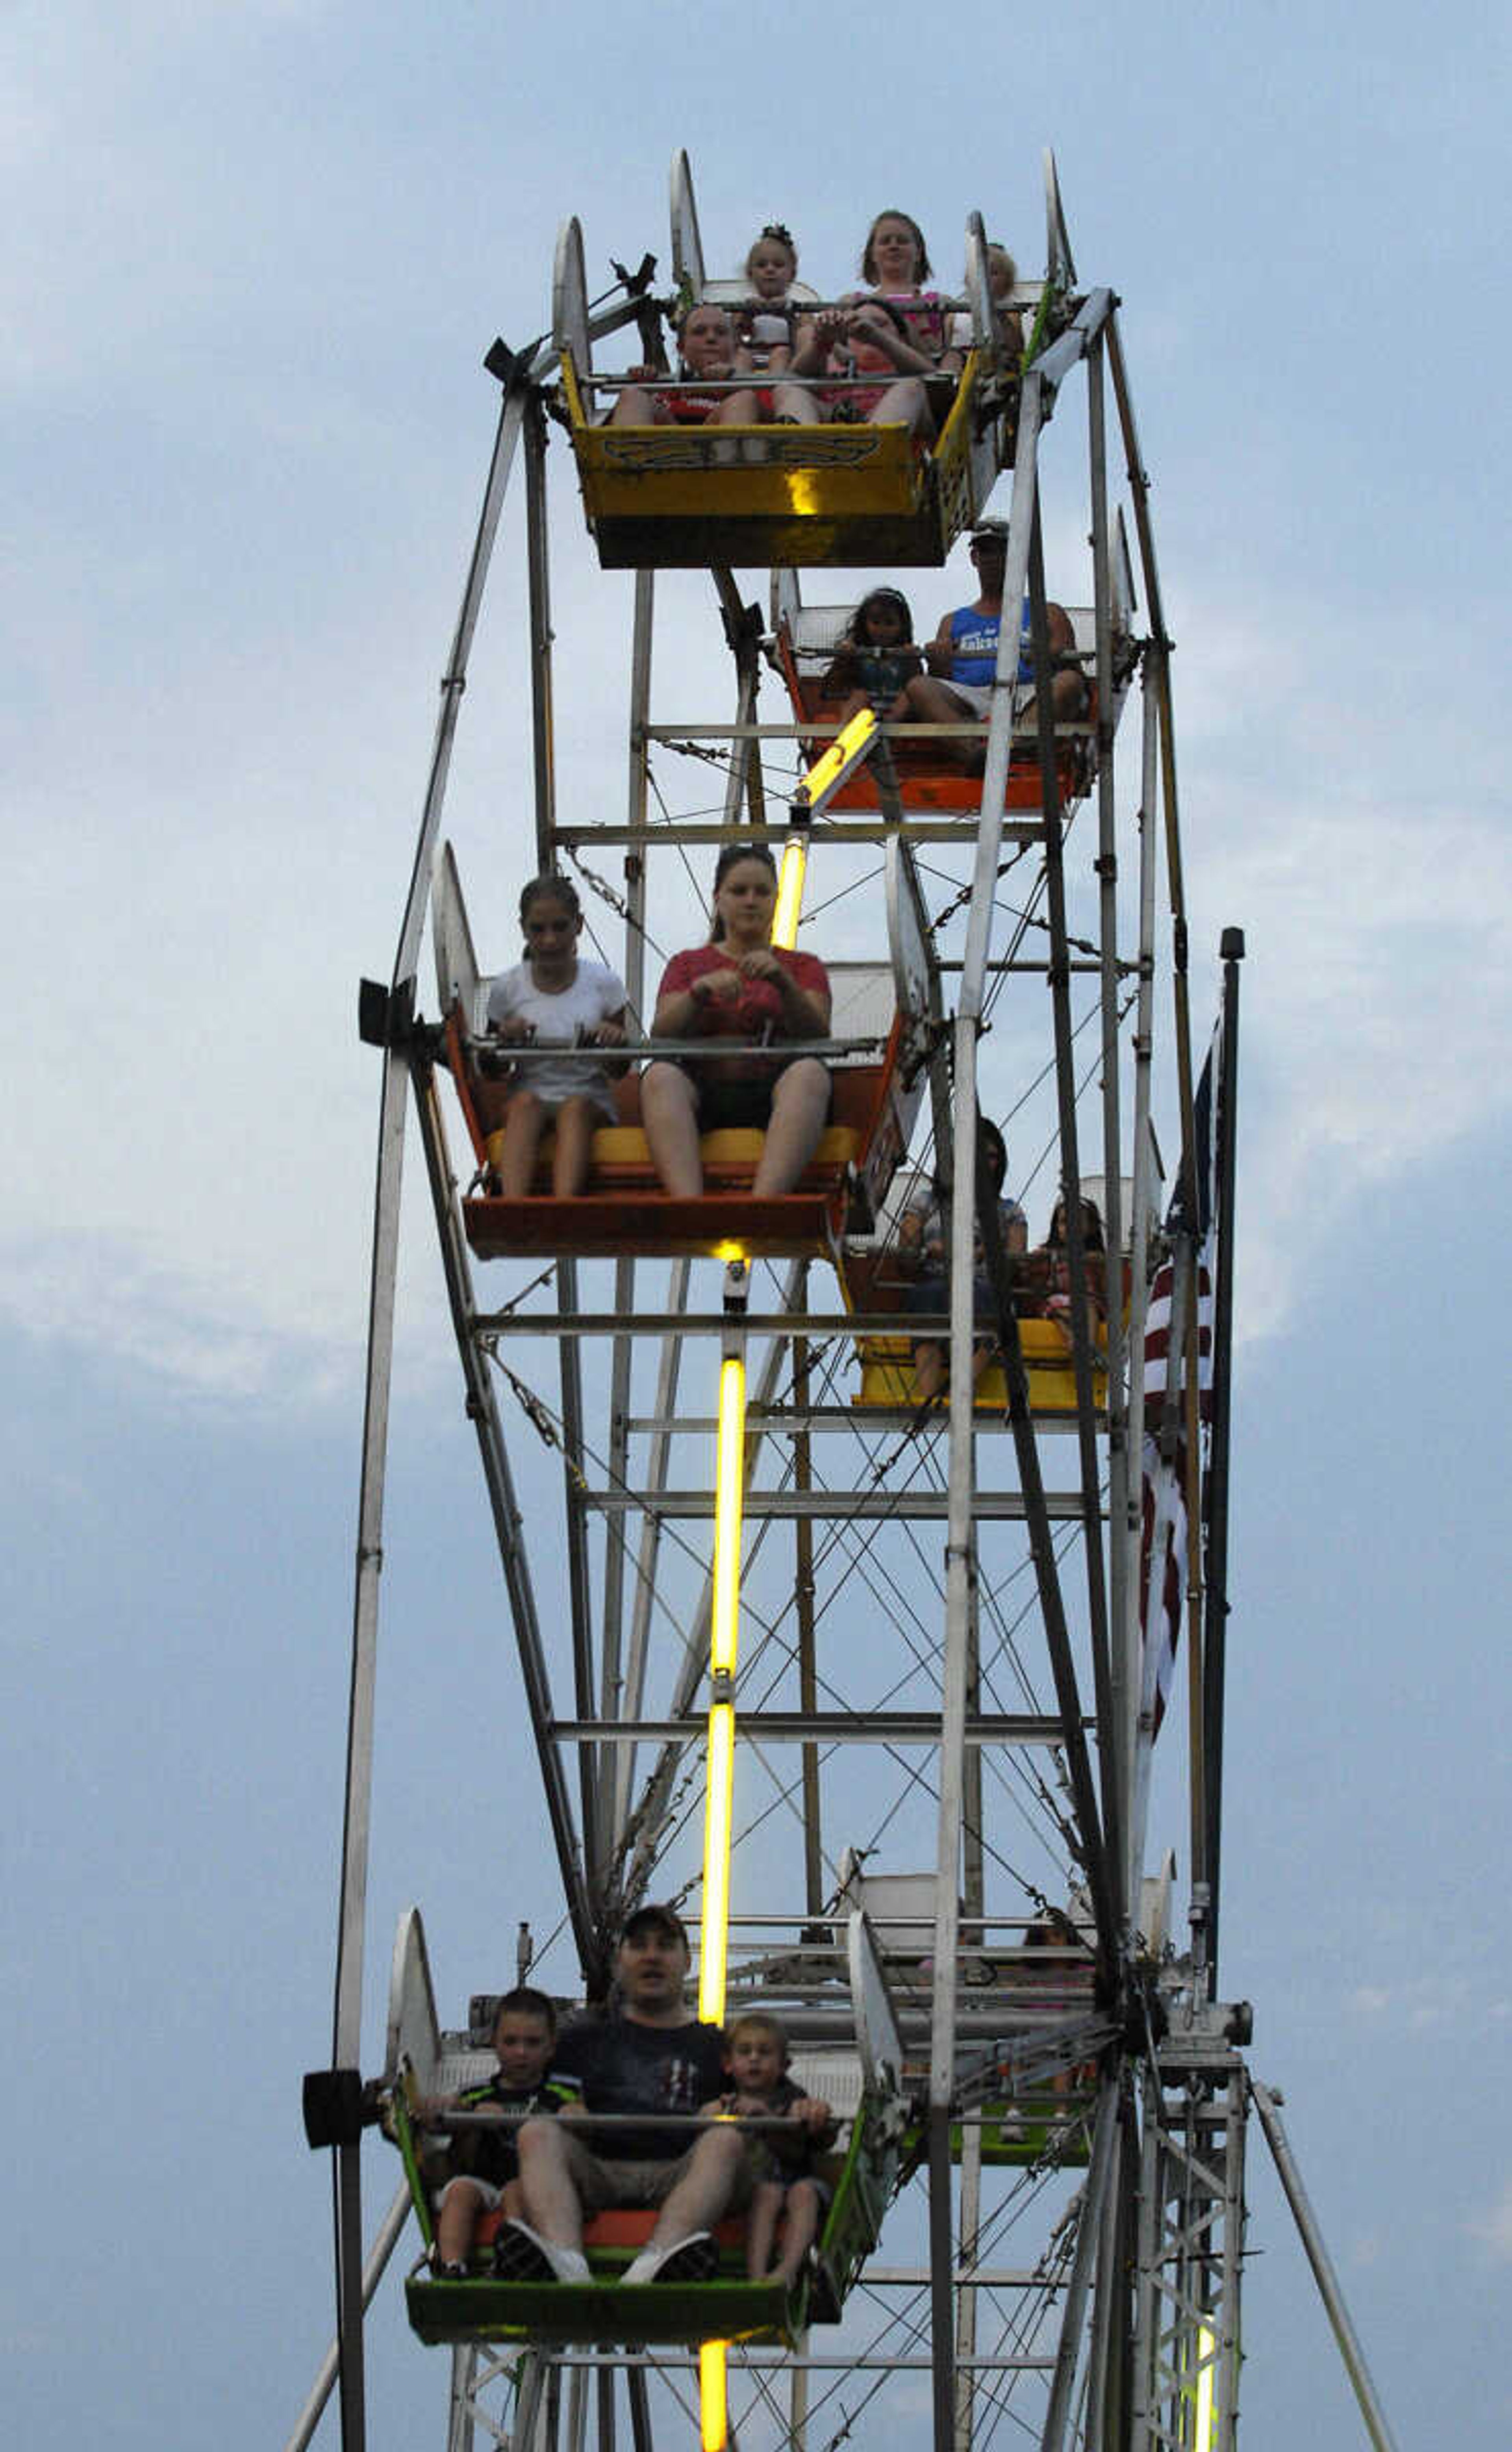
[825,959,896,1048]
[697,276,821,310]
[385,1906,443,2091]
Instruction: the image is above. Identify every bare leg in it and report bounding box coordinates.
[711,390,761,424]
[752,1058,830,1196]
[498,1090,550,1197]
[643,2123,747,2247]
[770,383,822,425]
[771,2179,823,2287]
[515,2118,587,2252]
[864,377,934,436]
[744,2179,784,2279]
[893,673,984,771]
[641,1060,703,1196]
[550,1094,599,1197]
[435,2178,486,2266]
[1017,669,1090,736]
[912,1340,946,1403]
[608,387,661,427]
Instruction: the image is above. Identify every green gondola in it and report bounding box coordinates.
[389,1907,910,2350]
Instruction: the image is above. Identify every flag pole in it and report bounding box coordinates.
[1201,927,1244,1992]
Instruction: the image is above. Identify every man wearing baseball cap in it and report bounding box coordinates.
[891,520,1087,771]
[491,1903,748,2287]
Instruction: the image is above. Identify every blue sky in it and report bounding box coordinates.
[4,2,1509,2445]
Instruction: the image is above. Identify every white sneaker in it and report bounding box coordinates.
[621,2231,719,2285]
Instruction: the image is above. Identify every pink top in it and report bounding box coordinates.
[659,943,830,1081]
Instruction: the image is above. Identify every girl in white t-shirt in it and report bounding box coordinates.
[485,875,629,1197]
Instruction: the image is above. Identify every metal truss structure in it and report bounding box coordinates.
[292,152,1399,2452]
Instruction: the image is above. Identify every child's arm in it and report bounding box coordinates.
[587,1001,631,1076]
[414,2089,461,2126]
[787,310,845,379]
[789,2094,837,2141]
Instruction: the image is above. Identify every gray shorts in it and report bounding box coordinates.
[555,2127,755,2217]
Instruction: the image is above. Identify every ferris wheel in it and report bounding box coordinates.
[290,152,1399,2452]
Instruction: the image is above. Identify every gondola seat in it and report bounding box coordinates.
[450,984,922,1263]
[560,347,1002,571]
[770,593,1093,817]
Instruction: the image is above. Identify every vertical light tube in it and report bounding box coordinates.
[710,1358,747,1676]
[699,1346,747,2452]
[698,1701,736,2023]
[772,838,808,951]
[699,2340,728,2450]
[1194,2322,1216,2451]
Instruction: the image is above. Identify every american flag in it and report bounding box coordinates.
[1138,1016,1221,1741]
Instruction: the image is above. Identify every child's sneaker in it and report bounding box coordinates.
[491,2220,590,2284]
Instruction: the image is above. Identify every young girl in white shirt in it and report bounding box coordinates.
[485,875,629,1197]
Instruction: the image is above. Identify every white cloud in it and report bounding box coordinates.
[1168,590,1512,1341]
[16,556,1512,1409]
[8,52,1508,1411]
[1468,2176,1512,2262]
[1346,1972,1508,2038]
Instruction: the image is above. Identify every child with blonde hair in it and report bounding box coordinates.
[699,2011,835,2287]
[735,222,800,377]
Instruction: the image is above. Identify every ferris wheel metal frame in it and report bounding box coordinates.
[291,149,1400,2452]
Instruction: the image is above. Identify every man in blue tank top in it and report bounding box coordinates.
[892,521,1088,771]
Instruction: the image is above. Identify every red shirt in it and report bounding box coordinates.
[659,943,830,1080]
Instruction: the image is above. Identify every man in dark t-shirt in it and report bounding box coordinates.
[491,1904,751,2287]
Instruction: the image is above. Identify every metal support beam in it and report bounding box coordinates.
[1251,2081,1399,2452]
[413,1057,595,1974]
[1203,931,1243,1985]
[283,2181,412,2452]
[1028,503,1123,1934]
[1041,2079,1121,2452]
[327,367,533,2452]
